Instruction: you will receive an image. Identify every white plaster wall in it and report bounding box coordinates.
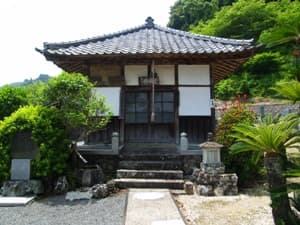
[125,65,148,85]
[94,87,120,116]
[178,65,210,85]
[179,87,211,116]
[156,65,175,85]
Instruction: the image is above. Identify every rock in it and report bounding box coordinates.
[27,180,44,195]
[54,176,69,194]
[197,185,213,196]
[78,165,105,187]
[65,191,92,201]
[89,184,108,199]
[214,186,224,196]
[184,181,194,195]
[2,181,26,196]
[106,180,116,194]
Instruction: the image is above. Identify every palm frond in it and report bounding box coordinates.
[230,113,300,159]
[272,81,300,103]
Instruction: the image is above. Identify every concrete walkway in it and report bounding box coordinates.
[125,189,186,225]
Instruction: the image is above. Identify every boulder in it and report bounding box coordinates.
[54,176,69,194]
[89,184,108,199]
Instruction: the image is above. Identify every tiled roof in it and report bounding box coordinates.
[39,17,254,56]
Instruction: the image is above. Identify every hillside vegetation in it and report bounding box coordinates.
[168,0,300,100]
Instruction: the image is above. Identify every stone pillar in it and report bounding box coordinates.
[180,132,188,152]
[112,132,119,153]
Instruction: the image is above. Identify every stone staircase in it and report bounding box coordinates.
[115,144,184,189]
[115,169,184,189]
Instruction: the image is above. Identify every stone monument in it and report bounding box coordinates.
[192,133,238,196]
[1,131,44,196]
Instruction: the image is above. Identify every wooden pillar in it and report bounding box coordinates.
[209,64,216,134]
[119,64,125,144]
[175,64,180,144]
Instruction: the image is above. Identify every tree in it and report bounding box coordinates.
[192,0,276,40]
[230,114,300,225]
[42,72,112,140]
[0,85,27,120]
[259,0,300,81]
[168,0,219,31]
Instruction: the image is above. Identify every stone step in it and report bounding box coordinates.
[120,153,182,161]
[115,178,184,189]
[117,169,183,180]
[119,160,182,170]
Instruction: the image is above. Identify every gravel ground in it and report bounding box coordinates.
[0,190,127,225]
[173,188,274,225]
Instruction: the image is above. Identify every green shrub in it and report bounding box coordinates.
[0,105,70,183]
[243,52,283,76]
[42,72,112,140]
[216,102,264,186]
[0,86,27,120]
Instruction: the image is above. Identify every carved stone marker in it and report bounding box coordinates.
[10,131,38,159]
[11,159,31,180]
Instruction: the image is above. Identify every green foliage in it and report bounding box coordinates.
[0,86,27,120]
[192,0,276,40]
[22,81,46,105]
[259,0,300,48]
[168,0,220,31]
[243,52,283,76]
[272,80,300,103]
[216,102,259,186]
[0,105,70,183]
[215,71,280,100]
[42,72,112,139]
[230,113,300,161]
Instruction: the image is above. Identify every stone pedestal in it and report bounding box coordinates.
[200,162,225,174]
[2,180,44,196]
[192,169,238,196]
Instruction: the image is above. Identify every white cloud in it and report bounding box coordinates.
[0,0,175,85]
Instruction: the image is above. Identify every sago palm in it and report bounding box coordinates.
[230,113,300,225]
[273,80,300,104]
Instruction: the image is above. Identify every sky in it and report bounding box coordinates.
[0,0,176,86]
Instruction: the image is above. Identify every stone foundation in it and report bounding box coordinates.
[1,180,44,196]
[200,162,225,174]
[192,169,238,196]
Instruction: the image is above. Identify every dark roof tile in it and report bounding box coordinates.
[40,17,254,56]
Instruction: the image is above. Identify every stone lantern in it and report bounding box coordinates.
[199,132,225,174]
[192,132,238,196]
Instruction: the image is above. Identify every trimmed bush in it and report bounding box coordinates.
[0,105,70,184]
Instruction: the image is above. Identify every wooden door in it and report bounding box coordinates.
[125,90,176,143]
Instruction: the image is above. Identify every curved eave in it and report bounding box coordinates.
[36,47,256,83]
